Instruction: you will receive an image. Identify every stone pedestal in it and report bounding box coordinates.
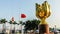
[39,24,49,34]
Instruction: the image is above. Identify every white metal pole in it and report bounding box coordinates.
[21,25,23,34]
[21,18,24,34]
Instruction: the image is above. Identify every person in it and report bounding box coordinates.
[53,25,58,34]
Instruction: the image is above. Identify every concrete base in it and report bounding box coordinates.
[39,24,49,34]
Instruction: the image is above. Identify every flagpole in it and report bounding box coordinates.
[21,15,23,34]
[21,18,25,34]
[21,18,23,34]
[21,14,26,34]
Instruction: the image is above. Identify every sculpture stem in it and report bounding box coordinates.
[40,18,47,24]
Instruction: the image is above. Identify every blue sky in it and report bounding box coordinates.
[0,0,60,28]
[0,0,20,21]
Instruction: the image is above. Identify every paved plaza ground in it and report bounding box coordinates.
[0,31,60,34]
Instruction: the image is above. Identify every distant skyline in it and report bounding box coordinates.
[0,0,60,28]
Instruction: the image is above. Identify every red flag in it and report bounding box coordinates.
[12,17,14,21]
[21,14,26,18]
[11,17,14,23]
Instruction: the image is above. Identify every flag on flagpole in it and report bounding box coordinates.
[21,14,26,34]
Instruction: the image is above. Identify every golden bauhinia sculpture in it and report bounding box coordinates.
[36,1,51,34]
[36,1,51,24]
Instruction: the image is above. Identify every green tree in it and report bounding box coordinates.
[0,18,7,23]
[25,20,31,30]
[9,20,12,24]
[19,21,22,24]
[0,18,7,33]
[9,20,17,24]
[31,19,40,30]
[19,21,25,25]
[49,28,53,31]
[25,19,40,31]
